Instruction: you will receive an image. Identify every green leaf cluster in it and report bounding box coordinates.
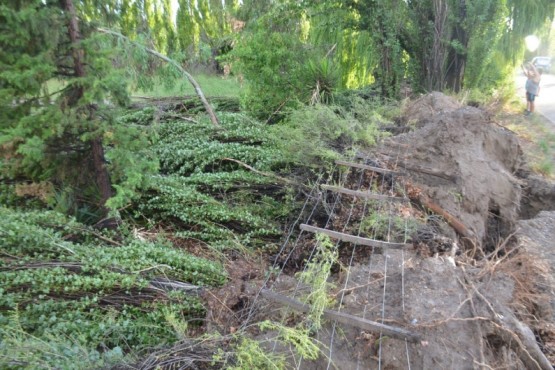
[133,112,292,248]
[271,100,385,168]
[0,206,226,368]
[359,211,419,243]
[228,336,286,370]
[227,3,313,121]
[297,234,337,331]
[0,2,162,217]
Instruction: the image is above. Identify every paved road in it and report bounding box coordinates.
[516,72,555,123]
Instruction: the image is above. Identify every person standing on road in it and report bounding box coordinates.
[522,62,542,116]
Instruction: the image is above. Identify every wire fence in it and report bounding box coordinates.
[241,144,417,369]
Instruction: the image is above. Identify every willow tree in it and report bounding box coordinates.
[176,0,238,65]
[505,0,555,59]
[407,0,555,92]
[80,0,176,55]
[306,1,376,89]
[307,0,553,94]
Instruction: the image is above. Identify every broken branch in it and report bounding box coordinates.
[96,27,220,127]
[222,158,301,187]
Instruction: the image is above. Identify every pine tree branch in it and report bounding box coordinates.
[96,27,220,127]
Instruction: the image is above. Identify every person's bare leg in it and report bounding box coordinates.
[530,101,535,113]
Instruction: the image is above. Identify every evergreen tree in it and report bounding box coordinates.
[0,0,156,220]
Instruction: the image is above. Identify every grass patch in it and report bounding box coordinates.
[44,73,243,101]
[500,110,555,178]
[132,74,243,98]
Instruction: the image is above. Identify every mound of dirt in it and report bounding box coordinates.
[402,91,462,126]
[386,93,524,251]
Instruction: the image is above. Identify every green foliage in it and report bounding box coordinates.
[463,0,511,91]
[227,3,312,121]
[228,236,335,368]
[360,211,418,243]
[175,0,237,64]
[260,321,321,360]
[1,311,127,370]
[302,58,341,105]
[0,207,226,285]
[228,320,323,370]
[297,234,337,331]
[228,337,286,370]
[0,2,159,217]
[0,206,226,368]
[304,0,407,97]
[132,112,292,248]
[306,1,376,89]
[154,113,281,176]
[104,122,159,210]
[272,100,385,168]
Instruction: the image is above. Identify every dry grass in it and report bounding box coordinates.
[493,244,555,364]
[14,182,54,203]
[498,111,555,179]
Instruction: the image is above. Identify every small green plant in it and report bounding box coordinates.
[303,58,341,105]
[226,235,336,368]
[272,101,384,168]
[260,321,321,360]
[228,337,286,370]
[227,321,324,370]
[360,212,418,242]
[297,233,337,330]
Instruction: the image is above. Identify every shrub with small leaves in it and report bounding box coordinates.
[0,207,226,368]
[134,112,292,248]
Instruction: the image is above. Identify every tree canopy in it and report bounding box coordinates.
[1,0,554,212]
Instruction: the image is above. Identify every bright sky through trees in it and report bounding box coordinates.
[525,35,540,52]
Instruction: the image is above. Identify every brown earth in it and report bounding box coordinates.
[246,93,555,370]
[134,93,555,370]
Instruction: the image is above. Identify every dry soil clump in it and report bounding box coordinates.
[248,93,555,370]
[388,94,524,252]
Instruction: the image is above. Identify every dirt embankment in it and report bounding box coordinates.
[390,93,525,252]
[134,93,555,370]
[255,93,555,370]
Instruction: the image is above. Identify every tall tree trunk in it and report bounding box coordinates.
[445,0,468,92]
[61,0,113,213]
[430,0,449,91]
